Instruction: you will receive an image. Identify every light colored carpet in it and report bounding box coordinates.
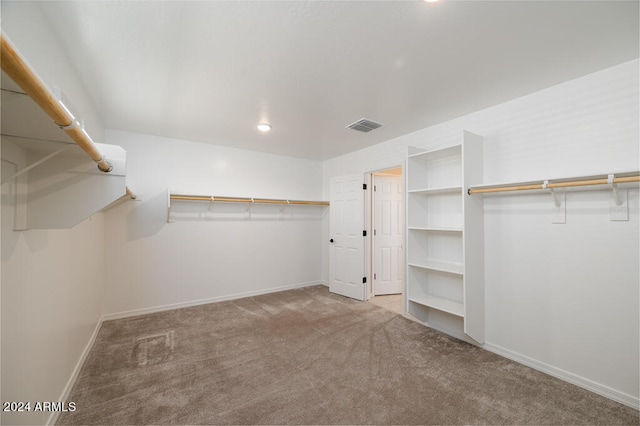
[368,294,403,314]
[58,285,639,425]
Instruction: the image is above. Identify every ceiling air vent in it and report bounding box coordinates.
[346,118,383,133]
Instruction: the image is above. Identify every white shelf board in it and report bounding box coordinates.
[407,226,463,233]
[408,144,462,161]
[408,296,464,318]
[408,186,462,195]
[408,260,463,275]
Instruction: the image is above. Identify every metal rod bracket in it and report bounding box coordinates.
[57,117,83,131]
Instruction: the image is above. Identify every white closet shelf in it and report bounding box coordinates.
[408,260,463,275]
[408,296,464,318]
[468,171,639,195]
[169,193,329,206]
[408,144,462,161]
[167,191,328,223]
[408,226,463,233]
[468,171,639,222]
[408,186,462,195]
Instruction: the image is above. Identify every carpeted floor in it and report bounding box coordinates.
[58,285,639,425]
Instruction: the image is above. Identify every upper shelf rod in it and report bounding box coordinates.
[468,172,640,195]
[170,194,329,206]
[0,31,112,173]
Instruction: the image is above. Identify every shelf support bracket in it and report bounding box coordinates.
[167,189,174,223]
[609,174,622,206]
[0,144,74,185]
[609,174,629,221]
[543,181,566,224]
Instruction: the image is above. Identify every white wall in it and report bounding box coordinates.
[1,206,104,426]
[322,59,639,407]
[1,3,107,425]
[102,130,325,317]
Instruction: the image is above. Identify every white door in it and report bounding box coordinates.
[329,174,366,301]
[373,175,404,295]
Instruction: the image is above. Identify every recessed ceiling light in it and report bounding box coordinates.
[257,123,271,132]
[424,0,439,2]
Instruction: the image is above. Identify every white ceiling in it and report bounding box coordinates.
[8,1,640,160]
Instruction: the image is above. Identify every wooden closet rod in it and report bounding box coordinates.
[0,32,112,172]
[170,194,329,206]
[468,173,640,195]
[125,186,137,200]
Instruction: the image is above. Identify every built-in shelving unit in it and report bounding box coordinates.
[405,131,484,344]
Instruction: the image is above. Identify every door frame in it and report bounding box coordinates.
[365,166,405,300]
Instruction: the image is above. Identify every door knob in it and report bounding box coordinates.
[330,239,334,243]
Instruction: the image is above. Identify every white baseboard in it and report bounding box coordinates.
[483,341,640,410]
[102,281,323,321]
[47,316,104,425]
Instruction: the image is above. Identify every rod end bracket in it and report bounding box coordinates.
[97,159,113,173]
